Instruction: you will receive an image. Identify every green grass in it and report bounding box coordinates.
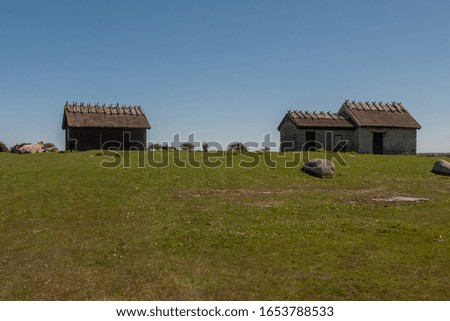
[0,151,449,300]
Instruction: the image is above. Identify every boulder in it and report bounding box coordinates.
[0,141,9,152]
[43,146,59,153]
[302,159,335,178]
[42,143,59,153]
[432,159,450,176]
[18,142,44,154]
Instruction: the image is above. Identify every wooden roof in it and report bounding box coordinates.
[62,102,151,129]
[341,100,421,129]
[278,110,355,130]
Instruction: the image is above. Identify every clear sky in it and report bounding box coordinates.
[0,0,449,152]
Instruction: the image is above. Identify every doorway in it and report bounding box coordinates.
[373,132,384,154]
[305,130,316,150]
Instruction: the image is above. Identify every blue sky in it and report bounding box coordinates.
[0,0,449,151]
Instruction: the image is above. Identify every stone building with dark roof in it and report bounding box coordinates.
[62,102,151,151]
[278,100,421,155]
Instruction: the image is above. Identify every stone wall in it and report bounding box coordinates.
[279,120,355,151]
[279,120,303,151]
[279,118,418,154]
[356,127,417,154]
[315,129,355,151]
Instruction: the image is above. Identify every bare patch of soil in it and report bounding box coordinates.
[176,189,283,199]
[371,196,431,203]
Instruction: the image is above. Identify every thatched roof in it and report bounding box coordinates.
[62,102,151,129]
[278,110,355,130]
[279,100,421,131]
[340,100,421,129]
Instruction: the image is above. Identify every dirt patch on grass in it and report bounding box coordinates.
[176,189,283,199]
[241,200,283,208]
[371,196,431,203]
[341,187,387,196]
[176,189,284,208]
[177,192,203,199]
[345,193,431,205]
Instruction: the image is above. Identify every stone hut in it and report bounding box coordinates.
[278,100,421,155]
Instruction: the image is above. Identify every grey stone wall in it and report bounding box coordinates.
[279,119,418,154]
[356,127,417,154]
[315,129,355,151]
[279,120,354,151]
[279,120,304,151]
[349,130,359,152]
[356,128,373,154]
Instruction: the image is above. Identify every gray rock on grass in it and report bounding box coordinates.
[18,142,44,154]
[432,159,450,176]
[302,159,335,178]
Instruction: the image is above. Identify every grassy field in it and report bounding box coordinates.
[0,151,449,300]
